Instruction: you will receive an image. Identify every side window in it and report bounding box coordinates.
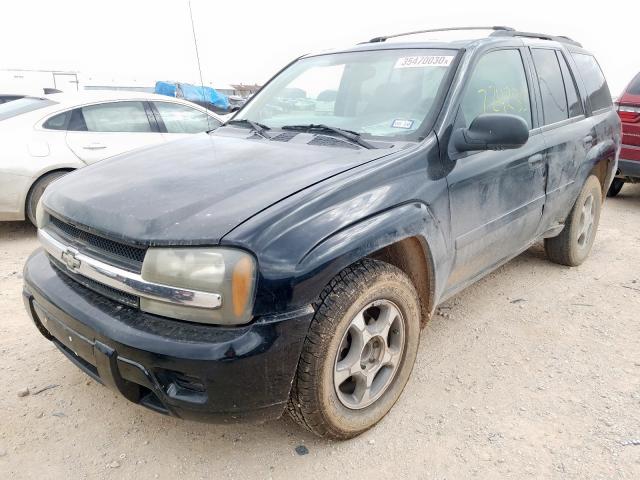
[80,101,152,133]
[557,53,584,117]
[154,102,218,133]
[43,111,71,130]
[531,49,569,125]
[460,49,532,129]
[571,53,612,111]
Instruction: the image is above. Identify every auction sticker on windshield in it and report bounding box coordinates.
[394,55,454,68]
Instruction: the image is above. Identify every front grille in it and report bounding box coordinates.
[48,216,146,272]
[49,255,139,308]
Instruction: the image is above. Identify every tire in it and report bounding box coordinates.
[287,258,421,440]
[545,175,602,266]
[26,171,68,225]
[607,178,624,198]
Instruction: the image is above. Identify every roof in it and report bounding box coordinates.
[9,89,224,122]
[303,27,588,58]
[43,90,176,104]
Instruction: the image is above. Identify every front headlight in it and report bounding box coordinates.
[140,247,257,325]
[35,197,48,229]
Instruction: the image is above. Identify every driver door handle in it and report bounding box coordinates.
[528,153,544,166]
[83,143,107,150]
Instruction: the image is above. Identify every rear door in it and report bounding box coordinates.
[150,101,221,142]
[65,101,164,163]
[529,47,594,227]
[445,48,547,288]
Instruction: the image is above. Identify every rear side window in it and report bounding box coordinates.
[80,101,152,133]
[571,53,612,111]
[154,102,219,133]
[627,73,640,95]
[532,49,569,125]
[557,53,583,117]
[43,111,71,130]
[460,49,532,129]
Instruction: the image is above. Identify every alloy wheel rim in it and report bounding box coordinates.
[577,193,596,248]
[333,299,405,410]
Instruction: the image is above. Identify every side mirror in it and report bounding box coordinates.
[452,113,529,152]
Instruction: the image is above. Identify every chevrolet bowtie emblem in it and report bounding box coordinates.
[61,248,81,272]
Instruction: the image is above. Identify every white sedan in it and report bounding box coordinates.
[0,90,224,223]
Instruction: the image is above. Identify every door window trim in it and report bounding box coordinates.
[149,100,219,134]
[448,46,540,160]
[528,46,587,132]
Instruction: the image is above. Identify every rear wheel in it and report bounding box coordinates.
[287,259,420,440]
[545,175,602,266]
[607,178,624,197]
[26,171,69,225]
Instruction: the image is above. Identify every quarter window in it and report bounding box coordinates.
[154,102,218,133]
[532,49,569,125]
[460,49,532,129]
[80,101,152,133]
[43,111,71,130]
[571,53,612,112]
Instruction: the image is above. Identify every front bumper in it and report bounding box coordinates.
[23,249,313,423]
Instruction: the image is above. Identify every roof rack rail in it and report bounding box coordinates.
[490,29,582,47]
[367,26,515,44]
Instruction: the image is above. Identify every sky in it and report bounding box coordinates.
[1,0,638,95]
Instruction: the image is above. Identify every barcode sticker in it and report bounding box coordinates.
[394,55,454,69]
[391,119,414,129]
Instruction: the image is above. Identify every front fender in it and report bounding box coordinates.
[293,202,444,313]
[222,135,452,317]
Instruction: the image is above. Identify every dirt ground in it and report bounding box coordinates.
[1,185,639,480]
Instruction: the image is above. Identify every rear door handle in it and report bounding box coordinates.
[528,153,544,166]
[583,135,594,146]
[83,143,107,150]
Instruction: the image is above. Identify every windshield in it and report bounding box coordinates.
[0,97,56,121]
[627,73,640,96]
[235,49,457,140]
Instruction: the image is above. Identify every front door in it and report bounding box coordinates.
[65,101,164,164]
[445,48,547,289]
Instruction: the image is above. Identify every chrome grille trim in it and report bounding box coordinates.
[39,229,222,310]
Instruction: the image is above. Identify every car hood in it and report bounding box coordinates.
[43,131,399,245]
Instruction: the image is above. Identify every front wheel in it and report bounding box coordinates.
[26,171,69,225]
[607,178,624,197]
[287,259,421,440]
[545,175,602,266]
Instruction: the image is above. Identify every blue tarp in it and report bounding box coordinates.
[154,81,229,110]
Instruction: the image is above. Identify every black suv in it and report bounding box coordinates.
[24,27,620,439]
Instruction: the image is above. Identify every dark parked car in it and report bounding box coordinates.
[607,72,640,196]
[23,27,620,439]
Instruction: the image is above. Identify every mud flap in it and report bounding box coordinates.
[93,341,140,403]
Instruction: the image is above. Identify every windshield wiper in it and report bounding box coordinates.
[281,124,376,149]
[224,119,271,139]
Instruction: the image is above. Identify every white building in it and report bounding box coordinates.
[0,69,79,94]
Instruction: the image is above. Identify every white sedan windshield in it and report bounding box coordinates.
[235,49,457,140]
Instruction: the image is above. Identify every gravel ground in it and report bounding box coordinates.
[1,184,639,480]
